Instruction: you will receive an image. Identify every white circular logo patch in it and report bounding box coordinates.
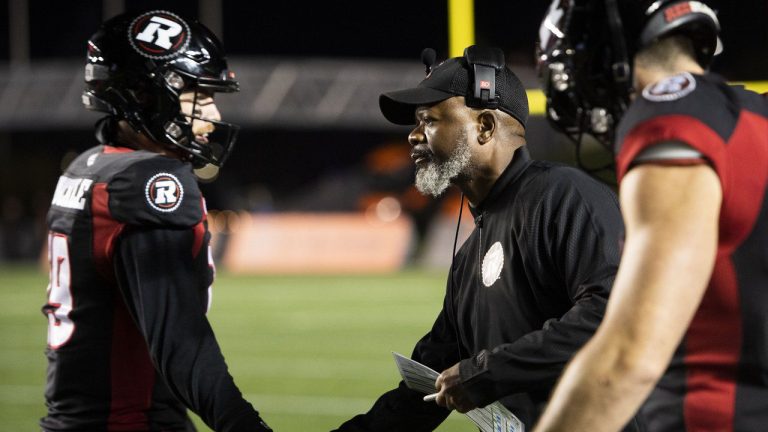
[481,241,505,287]
[128,10,190,60]
[642,72,697,102]
[145,172,184,212]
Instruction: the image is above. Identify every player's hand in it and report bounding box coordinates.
[434,362,477,413]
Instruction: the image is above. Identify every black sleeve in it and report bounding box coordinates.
[333,298,460,431]
[109,156,204,228]
[460,171,623,407]
[114,226,272,432]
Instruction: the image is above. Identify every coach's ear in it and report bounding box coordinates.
[477,110,496,145]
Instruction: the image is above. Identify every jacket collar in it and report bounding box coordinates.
[469,146,531,219]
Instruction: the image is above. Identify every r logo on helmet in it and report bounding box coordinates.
[145,172,184,212]
[128,10,190,60]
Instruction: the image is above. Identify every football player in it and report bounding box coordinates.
[41,10,272,432]
[534,1,768,431]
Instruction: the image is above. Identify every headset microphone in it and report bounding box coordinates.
[421,48,437,75]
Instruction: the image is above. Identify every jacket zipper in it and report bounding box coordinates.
[476,213,484,284]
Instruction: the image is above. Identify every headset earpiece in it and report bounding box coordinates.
[463,45,505,109]
[421,48,437,75]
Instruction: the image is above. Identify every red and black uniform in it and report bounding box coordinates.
[41,145,270,432]
[616,72,768,431]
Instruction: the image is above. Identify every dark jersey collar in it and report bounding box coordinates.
[469,146,532,219]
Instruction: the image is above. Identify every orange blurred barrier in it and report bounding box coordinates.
[219,212,414,274]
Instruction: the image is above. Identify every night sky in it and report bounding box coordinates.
[0,0,765,79]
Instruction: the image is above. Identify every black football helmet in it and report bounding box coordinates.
[83,10,240,168]
[536,0,720,165]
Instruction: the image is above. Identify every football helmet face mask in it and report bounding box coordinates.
[536,0,634,156]
[83,10,240,169]
[536,0,720,160]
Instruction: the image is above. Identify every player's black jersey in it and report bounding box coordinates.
[41,145,269,432]
[616,72,768,431]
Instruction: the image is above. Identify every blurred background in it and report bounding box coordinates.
[0,0,765,430]
[0,0,766,268]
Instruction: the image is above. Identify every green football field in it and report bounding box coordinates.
[0,265,476,431]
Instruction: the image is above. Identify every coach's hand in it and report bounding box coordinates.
[434,363,477,413]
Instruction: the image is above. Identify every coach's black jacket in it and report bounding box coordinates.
[335,147,636,431]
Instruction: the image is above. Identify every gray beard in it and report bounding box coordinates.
[414,133,471,197]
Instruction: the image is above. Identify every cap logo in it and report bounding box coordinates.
[128,10,190,60]
[664,2,693,22]
[480,80,491,89]
[145,172,184,212]
[642,72,697,102]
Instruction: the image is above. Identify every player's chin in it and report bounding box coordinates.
[194,135,210,145]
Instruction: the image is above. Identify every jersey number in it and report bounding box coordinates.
[45,233,75,348]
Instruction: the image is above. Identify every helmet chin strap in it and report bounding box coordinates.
[94,116,118,145]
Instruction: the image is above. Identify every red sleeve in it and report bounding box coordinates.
[616,114,727,184]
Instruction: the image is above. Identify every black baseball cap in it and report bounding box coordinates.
[379,54,529,127]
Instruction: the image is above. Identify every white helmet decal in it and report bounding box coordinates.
[128,10,190,60]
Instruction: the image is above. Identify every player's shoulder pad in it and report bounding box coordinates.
[617,72,736,147]
[107,154,203,228]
